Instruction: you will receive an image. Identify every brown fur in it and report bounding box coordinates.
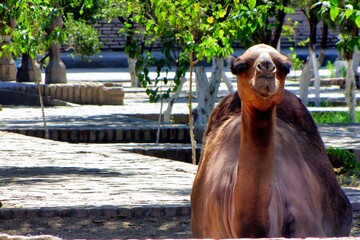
[191,44,352,238]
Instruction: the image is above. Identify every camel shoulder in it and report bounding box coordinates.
[204,92,241,138]
[277,90,319,136]
[205,90,318,137]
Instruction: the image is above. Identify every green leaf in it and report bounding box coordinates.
[329,0,338,7]
[345,8,353,19]
[248,0,256,10]
[330,7,340,21]
[356,15,360,28]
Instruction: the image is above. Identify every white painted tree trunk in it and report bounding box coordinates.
[299,60,313,106]
[353,47,360,76]
[345,58,357,123]
[194,57,223,126]
[127,55,139,87]
[310,47,321,106]
[194,66,211,125]
[222,70,234,93]
[163,76,187,122]
[209,57,223,104]
[299,46,326,106]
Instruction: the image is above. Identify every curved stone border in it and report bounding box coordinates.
[0,205,191,220]
[0,82,124,105]
[6,127,191,144]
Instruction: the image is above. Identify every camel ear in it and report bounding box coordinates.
[228,56,248,75]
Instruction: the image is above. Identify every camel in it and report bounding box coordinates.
[191,44,353,238]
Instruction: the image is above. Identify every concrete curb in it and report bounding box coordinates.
[0,204,191,220]
[3,126,191,144]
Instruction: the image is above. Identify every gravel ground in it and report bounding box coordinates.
[1,213,360,239]
[0,215,192,239]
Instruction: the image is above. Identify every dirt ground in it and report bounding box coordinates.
[1,213,360,239]
[0,215,192,239]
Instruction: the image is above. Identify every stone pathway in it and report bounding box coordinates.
[0,131,196,218]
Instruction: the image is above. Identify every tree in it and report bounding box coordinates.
[102,0,152,87]
[0,0,103,137]
[297,0,331,106]
[318,0,360,122]
[44,0,103,84]
[11,1,55,83]
[145,0,275,163]
[1,0,102,84]
[248,0,295,49]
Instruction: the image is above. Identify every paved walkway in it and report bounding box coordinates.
[0,68,360,219]
[0,131,196,218]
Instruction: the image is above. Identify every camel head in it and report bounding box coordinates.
[229,44,291,111]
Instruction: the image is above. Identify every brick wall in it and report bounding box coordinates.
[93,10,339,51]
[281,10,339,48]
[94,18,125,51]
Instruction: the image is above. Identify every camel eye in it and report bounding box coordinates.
[278,62,291,75]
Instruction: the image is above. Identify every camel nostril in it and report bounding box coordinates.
[257,60,276,73]
[270,65,276,73]
[256,63,263,71]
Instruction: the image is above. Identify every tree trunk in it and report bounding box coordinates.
[299,46,326,106]
[299,6,324,106]
[189,52,197,165]
[163,76,186,122]
[345,58,356,123]
[194,66,211,125]
[353,47,360,80]
[16,53,41,82]
[45,13,66,84]
[45,43,67,84]
[222,70,234,93]
[209,56,223,105]
[164,58,229,124]
[127,55,139,87]
[310,47,321,106]
[194,56,224,126]
[353,47,360,74]
[299,59,313,106]
[0,35,16,82]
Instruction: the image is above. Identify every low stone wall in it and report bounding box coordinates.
[0,82,124,105]
[310,78,346,87]
[42,82,124,105]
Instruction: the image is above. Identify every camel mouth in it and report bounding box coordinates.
[253,88,274,99]
[257,74,275,80]
[251,75,279,99]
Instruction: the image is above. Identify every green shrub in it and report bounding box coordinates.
[311,111,360,124]
[327,147,358,173]
[326,60,336,78]
[65,14,102,57]
[326,147,360,187]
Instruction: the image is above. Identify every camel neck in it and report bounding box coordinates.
[233,103,276,237]
[240,104,276,148]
